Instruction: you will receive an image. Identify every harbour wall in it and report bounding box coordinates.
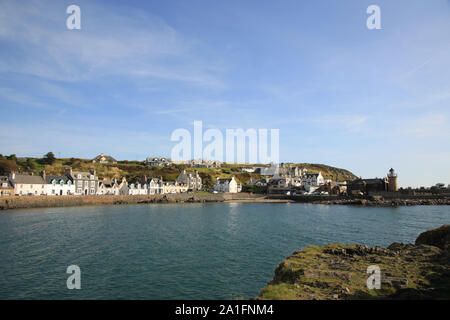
[0,192,268,210]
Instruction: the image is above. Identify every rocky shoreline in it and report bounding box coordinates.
[313,197,450,206]
[258,225,450,300]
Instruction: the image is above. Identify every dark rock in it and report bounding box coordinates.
[415,225,450,250]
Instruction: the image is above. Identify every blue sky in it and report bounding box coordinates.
[1,0,450,187]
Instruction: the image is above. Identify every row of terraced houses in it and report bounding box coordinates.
[0,168,202,197]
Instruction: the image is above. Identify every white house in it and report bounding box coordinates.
[177,170,202,191]
[148,177,164,194]
[163,181,189,194]
[214,176,242,193]
[145,157,171,167]
[44,174,75,196]
[97,178,122,195]
[257,163,280,177]
[301,172,325,187]
[128,182,148,195]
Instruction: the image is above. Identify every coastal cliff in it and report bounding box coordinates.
[258,225,450,300]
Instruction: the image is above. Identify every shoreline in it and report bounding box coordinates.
[258,225,450,300]
[1,193,449,211]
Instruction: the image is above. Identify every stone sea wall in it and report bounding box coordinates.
[0,193,226,210]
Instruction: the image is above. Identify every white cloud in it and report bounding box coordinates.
[0,0,224,87]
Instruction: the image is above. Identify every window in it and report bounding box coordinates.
[77,181,82,187]
[60,181,64,186]
[90,181,95,187]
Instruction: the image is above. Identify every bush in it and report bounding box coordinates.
[43,152,56,165]
[0,159,19,175]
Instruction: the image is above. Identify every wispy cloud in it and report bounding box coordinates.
[398,114,449,138]
[0,0,224,87]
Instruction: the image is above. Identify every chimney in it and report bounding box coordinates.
[10,171,15,180]
[65,167,73,177]
[41,170,46,181]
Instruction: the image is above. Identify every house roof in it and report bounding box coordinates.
[45,175,72,184]
[72,171,97,180]
[92,154,117,162]
[304,173,320,178]
[217,178,233,184]
[11,174,44,184]
[99,179,116,188]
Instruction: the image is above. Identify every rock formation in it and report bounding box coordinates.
[258,225,450,299]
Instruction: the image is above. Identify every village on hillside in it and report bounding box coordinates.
[0,153,448,198]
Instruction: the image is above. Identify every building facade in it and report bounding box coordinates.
[66,168,99,195]
[387,168,398,192]
[301,172,325,187]
[44,172,74,196]
[177,170,202,191]
[9,173,46,196]
[214,176,241,193]
[163,182,189,194]
[97,179,121,195]
[148,177,164,194]
[128,182,148,195]
[145,157,172,167]
[0,176,14,196]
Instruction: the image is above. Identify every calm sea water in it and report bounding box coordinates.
[0,203,449,299]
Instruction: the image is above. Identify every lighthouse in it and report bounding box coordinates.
[387,168,398,192]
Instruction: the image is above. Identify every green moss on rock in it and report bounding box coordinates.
[258,225,450,300]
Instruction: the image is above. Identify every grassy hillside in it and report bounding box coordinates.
[295,163,358,181]
[1,155,358,189]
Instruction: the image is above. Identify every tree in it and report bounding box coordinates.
[26,158,36,170]
[44,152,56,165]
[0,159,19,175]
